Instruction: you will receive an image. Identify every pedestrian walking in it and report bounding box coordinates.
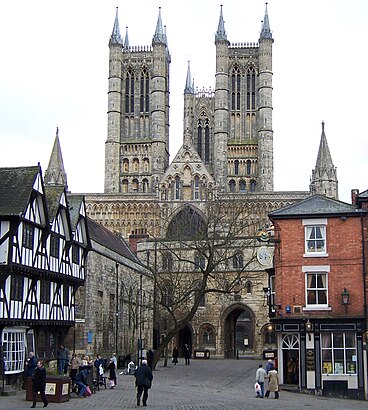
[57,344,69,376]
[265,359,273,374]
[255,363,266,398]
[31,360,48,408]
[107,357,116,388]
[135,359,153,407]
[265,364,279,399]
[172,346,179,365]
[184,344,191,365]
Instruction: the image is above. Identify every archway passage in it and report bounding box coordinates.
[177,324,192,357]
[223,305,255,358]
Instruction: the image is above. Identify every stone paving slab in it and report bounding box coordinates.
[0,359,366,409]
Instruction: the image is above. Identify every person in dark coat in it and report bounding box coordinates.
[135,359,153,407]
[184,344,191,365]
[146,349,154,371]
[57,344,69,376]
[26,352,37,378]
[107,357,116,388]
[172,346,179,365]
[74,368,88,398]
[31,360,48,408]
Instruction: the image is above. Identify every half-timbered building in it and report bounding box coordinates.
[0,165,89,385]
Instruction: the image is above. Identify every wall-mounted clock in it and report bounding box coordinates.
[257,246,272,266]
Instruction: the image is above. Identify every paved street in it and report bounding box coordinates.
[1,359,367,409]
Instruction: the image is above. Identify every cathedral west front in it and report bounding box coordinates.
[84,4,338,358]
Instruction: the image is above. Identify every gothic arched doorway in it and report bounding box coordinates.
[178,324,192,357]
[223,304,255,358]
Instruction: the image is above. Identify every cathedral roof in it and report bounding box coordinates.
[87,216,140,263]
[269,194,362,219]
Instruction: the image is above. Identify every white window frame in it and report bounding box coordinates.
[2,328,27,374]
[302,218,328,257]
[302,265,331,311]
[321,332,357,375]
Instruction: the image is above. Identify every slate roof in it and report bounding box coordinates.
[269,195,364,219]
[358,189,368,198]
[87,217,141,264]
[67,195,85,230]
[44,185,65,221]
[0,166,39,216]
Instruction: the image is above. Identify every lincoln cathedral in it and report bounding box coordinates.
[0,4,340,377]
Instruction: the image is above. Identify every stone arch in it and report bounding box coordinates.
[221,303,256,359]
[165,204,207,240]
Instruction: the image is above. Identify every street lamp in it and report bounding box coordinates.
[341,288,350,313]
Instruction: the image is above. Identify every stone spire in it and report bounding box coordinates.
[215,5,227,43]
[184,61,194,94]
[110,7,122,46]
[123,26,129,50]
[44,127,68,190]
[152,7,167,46]
[260,2,272,40]
[310,122,338,199]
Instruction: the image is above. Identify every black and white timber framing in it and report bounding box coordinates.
[0,165,90,374]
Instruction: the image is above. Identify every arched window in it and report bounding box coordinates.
[231,66,241,111]
[122,179,128,193]
[233,252,244,270]
[123,159,129,172]
[204,121,210,164]
[140,68,149,113]
[194,176,200,200]
[234,160,239,175]
[239,180,246,192]
[197,121,202,157]
[161,281,173,306]
[246,67,256,111]
[133,158,139,172]
[250,180,256,192]
[194,254,206,270]
[143,158,149,172]
[246,281,252,294]
[201,324,216,347]
[125,69,134,114]
[167,205,206,240]
[246,160,251,176]
[132,179,139,192]
[229,180,236,193]
[175,176,181,200]
[142,179,149,193]
[162,253,173,272]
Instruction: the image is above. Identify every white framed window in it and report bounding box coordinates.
[303,265,330,310]
[2,328,26,374]
[321,332,357,375]
[303,218,328,256]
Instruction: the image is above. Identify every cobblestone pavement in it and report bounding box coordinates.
[1,359,367,409]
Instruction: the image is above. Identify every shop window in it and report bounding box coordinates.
[321,332,357,374]
[2,329,26,374]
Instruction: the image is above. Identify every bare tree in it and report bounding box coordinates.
[137,196,267,368]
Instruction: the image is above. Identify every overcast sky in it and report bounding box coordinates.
[0,0,367,203]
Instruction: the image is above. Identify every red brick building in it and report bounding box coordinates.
[269,195,367,399]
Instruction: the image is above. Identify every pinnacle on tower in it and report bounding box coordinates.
[124,26,129,50]
[44,127,68,190]
[110,7,123,46]
[215,5,227,43]
[310,122,338,199]
[184,61,194,94]
[260,2,273,40]
[152,7,167,46]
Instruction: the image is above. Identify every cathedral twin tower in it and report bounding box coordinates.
[104,4,337,201]
[104,5,274,196]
